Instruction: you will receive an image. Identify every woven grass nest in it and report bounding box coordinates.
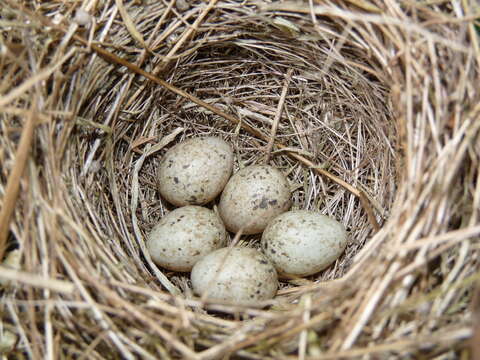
[1,0,479,358]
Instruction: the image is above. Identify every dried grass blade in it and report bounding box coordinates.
[114,0,150,52]
[130,128,184,296]
[264,68,293,163]
[0,265,75,294]
[145,128,185,157]
[0,102,36,260]
[257,1,382,14]
[305,327,472,359]
[342,0,382,13]
[471,280,480,360]
[158,0,219,69]
[401,224,480,251]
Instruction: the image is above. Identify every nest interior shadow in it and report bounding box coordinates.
[0,0,478,359]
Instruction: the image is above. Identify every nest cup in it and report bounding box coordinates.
[1,1,479,358]
[100,7,396,287]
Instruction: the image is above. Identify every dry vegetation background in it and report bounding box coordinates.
[0,0,479,359]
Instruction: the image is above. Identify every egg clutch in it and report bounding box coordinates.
[147,136,348,305]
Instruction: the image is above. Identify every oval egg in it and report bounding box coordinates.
[147,206,227,272]
[261,210,347,277]
[191,247,278,305]
[218,165,291,235]
[158,136,234,206]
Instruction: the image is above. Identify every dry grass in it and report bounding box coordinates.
[0,0,479,358]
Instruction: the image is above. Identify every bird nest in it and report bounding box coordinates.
[1,0,479,358]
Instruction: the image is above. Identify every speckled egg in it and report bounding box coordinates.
[218,165,291,235]
[157,137,234,206]
[147,206,227,272]
[261,210,347,277]
[190,247,278,305]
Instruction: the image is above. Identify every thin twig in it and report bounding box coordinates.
[264,68,293,164]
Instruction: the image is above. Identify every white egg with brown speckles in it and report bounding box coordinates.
[261,210,347,277]
[147,206,227,272]
[191,247,278,305]
[158,137,234,206]
[218,165,291,235]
